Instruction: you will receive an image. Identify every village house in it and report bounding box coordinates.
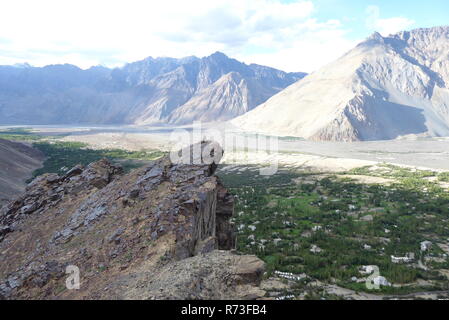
[351,276,367,283]
[310,245,322,254]
[373,276,391,287]
[276,294,295,300]
[391,253,415,263]
[360,265,377,275]
[275,271,307,281]
[420,241,432,252]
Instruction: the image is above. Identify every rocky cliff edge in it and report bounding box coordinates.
[0,141,265,300]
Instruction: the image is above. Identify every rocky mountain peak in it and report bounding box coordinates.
[0,52,304,125]
[396,25,449,39]
[221,71,244,82]
[12,62,32,69]
[209,51,229,59]
[233,25,449,141]
[367,31,384,41]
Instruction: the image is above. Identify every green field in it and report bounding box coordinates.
[0,127,51,141]
[0,128,165,176]
[218,164,449,298]
[3,128,449,299]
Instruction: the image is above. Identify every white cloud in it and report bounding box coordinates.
[235,19,358,72]
[366,5,415,36]
[0,0,355,72]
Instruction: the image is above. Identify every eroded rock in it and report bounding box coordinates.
[0,142,265,300]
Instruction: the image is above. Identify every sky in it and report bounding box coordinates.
[0,0,447,72]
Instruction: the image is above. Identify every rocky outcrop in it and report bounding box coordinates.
[0,141,265,300]
[118,251,265,300]
[0,159,123,242]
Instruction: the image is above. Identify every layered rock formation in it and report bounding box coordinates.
[0,142,265,300]
[232,26,449,141]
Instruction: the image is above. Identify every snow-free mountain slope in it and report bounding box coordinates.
[166,70,288,124]
[232,26,449,141]
[0,139,44,207]
[0,52,305,125]
[167,72,250,124]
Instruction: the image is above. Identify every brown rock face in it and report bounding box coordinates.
[118,251,266,300]
[0,141,265,300]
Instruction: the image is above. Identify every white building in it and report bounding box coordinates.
[373,276,391,287]
[391,253,414,264]
[310,245,322,254]
[420,241,432,252]
[360,265,377,275]
[274,271,306,281]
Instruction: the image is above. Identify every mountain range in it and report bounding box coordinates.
[0,52,305,125]
[233,26,449,141]
[1,26,448,141]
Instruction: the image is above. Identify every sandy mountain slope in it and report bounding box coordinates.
[232,26,449,141]
[0,139,44,207]
[167,72,249,124]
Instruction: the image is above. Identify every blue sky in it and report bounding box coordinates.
[0,0,447,72]
[311,0,448,39]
